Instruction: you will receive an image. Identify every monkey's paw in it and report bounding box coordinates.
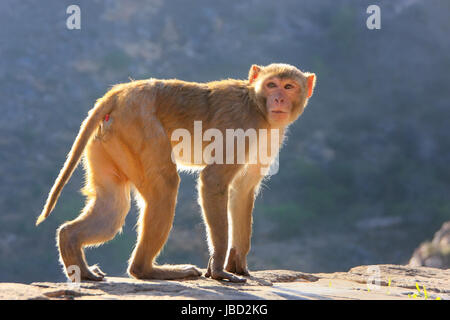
[128,264,202,280]
[79,265,106,281]
[225,248,250,276]
[205,257,247,283]
[205,268,247,283]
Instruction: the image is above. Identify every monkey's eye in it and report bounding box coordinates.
[284,84,294,90]
[266,82,277,88]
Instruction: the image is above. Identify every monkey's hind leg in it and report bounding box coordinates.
[57,141,131,281]
[127,164,202,280]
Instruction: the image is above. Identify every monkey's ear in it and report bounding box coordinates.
[306,73,316,98]
[249,65,262,84]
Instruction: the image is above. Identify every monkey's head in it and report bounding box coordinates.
[249,63,316,128]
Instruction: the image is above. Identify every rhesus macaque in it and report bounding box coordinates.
[36,63,316,283]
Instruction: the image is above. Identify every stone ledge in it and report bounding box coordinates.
[0,265,448,300]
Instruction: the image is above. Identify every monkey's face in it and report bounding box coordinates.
[249,63,316,128]
[260,76,302,127]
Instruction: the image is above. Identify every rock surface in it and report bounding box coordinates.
[409,221,450,269]
[0,265,448,300]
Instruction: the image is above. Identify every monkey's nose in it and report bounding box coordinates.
[274,97,284,104]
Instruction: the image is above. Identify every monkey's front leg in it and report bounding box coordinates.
[198,164,246,283]
[225,190,255,277]
[225,164,264,276]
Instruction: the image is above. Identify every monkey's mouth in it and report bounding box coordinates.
[271,110,289,117]
[271,110,287,114]
[270,110,289,122]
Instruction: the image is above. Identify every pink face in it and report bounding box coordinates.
[262,77,301,125]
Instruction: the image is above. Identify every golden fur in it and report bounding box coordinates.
[36,63,316,282]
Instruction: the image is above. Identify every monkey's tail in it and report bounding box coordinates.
[36,98,113,226]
